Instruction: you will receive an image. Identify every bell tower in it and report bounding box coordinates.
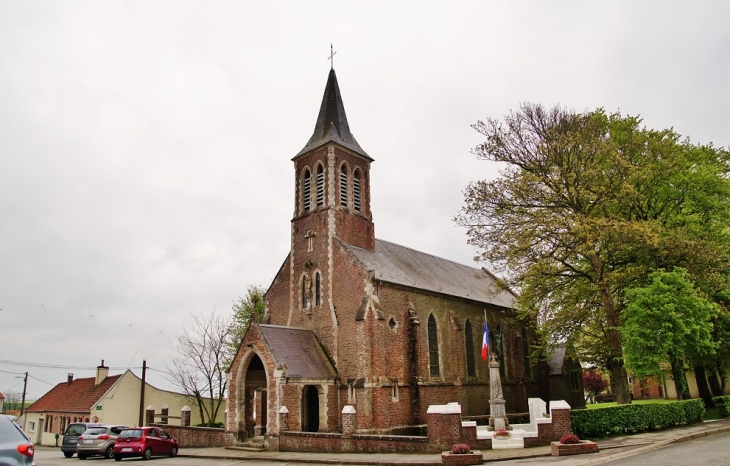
[286,68,374,363]
[291,68,375,251]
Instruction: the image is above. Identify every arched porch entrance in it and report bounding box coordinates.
[243,354,267,438]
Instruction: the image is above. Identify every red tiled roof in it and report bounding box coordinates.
[0,391,5,400]
[26,374,122,413]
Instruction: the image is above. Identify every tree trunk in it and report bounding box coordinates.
[708,367,724,397]
[607,360,631,404]
[670,357,690,400]
[694,365,714,407]
[588,253,631,404]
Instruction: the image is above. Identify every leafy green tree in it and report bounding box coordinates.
[623,268,718,399]
[456,103,730,404]
[225,285,266,366]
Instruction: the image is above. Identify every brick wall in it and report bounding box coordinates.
[152,424,225,448]
[280,431,432,453]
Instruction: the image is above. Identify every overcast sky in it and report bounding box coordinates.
[1,1,729,401]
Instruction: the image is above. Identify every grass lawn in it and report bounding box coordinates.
[585,398,721,421]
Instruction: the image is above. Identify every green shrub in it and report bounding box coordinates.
[571,399,704,439]
[193,421,225,428]
[712,396,730,417]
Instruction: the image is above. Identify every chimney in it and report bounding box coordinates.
[67,373,74,385]
[95,360,109,386]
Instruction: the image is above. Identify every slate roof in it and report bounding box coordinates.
[260,325,337,379]
[26,374,122,413]
[343,239,516,309]
[295,68,370,160]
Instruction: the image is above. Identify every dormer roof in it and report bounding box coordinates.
[295,69,370,160]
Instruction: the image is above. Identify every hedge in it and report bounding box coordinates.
[713,396,730,417]
[571,399,705,439]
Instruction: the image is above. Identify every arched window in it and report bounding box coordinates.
[315,272,321,306]
[522,329,531,378]
[303,169,311,211]
[316,164,324,207]
[353,169,361,212]
[428,315,440,377]
[339,164,348,207]
[465,320,476,377]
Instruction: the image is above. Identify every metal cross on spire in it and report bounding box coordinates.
[328,43,337,70]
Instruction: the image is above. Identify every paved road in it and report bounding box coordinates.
[492,430,730,466]
[33,448,333,466]
[597,430,730,466]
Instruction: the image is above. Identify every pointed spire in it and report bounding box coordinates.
[295,69,370,160]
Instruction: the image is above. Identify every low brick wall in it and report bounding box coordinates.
[441,450,484,466]
[279,431,432,453]
[151,424,226,448]
[551,440,598,456]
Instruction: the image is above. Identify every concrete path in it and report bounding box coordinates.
[178,418,730,465]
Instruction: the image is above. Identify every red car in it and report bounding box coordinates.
[112,427,178,461]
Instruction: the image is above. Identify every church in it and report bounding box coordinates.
[226,68,563,447]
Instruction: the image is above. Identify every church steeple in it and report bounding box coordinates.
[295,69,370,160]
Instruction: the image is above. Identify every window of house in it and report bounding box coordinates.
[303,169,311,211]
[522,329,531,378]
[353,169,361,211]
[315,272,321,306]
[316,164,324,207]
[28,421,35,432]
[465,320,476,377]
[428,315,440,377]
[340,165,348,207]
[392,379,399,402]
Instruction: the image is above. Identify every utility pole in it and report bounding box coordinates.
[20,372,28,417]
[138,360,147,427]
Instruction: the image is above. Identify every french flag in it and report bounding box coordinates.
[482,321,489,361]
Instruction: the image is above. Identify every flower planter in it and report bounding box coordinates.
[441,450,483,465]
[550,440,599,456]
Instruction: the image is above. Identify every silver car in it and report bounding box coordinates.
[76,425,127,460]
[0,414,35,465]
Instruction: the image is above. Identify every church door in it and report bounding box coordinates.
[301,385,320,432]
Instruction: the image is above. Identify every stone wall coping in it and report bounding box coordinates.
[550,400,571,411]
[461,421,476,427]
[342,405,356,414]
[279,406,289,414]
[426,402,461,414]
